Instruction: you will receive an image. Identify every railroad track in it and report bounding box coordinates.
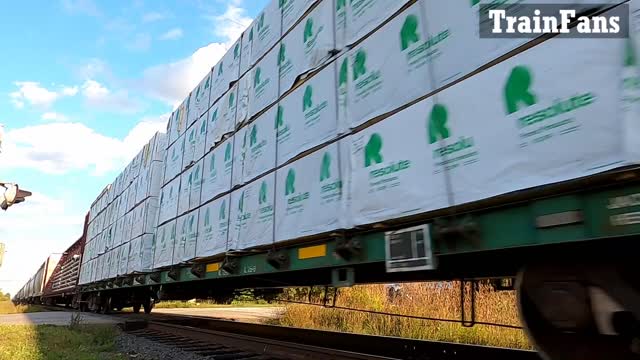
[125,321,387,360]
[116,313,542,360]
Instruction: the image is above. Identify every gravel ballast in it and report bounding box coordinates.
[116,332,210,360]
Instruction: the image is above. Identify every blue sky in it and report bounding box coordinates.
[0,0,268,296]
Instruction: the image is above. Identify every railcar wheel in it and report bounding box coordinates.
[517,263,640,360]
[143,299,153,314]
[132,303,141,314]
[101,296,112,314]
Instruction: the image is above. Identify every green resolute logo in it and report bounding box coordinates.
[339,58,348,87]
[225,143,232,162]
[200,117,207,134]
[364,133,383,167]
[336,0,345,10]
[504,65,537,114]
[352,50,367,80]
[204,207,211,227]
[193,165,201,181]
[259,181,268,204]
[303,86,313,111]
[304,18,314,43]
[218,200,227,220]
[275,105,284,128]
[428,103,475,159]
[428,103,450,144]
[320,152,331,181]
[400,15,420,51]
[278,44,286,66]
[238,191,245,212]
[219,200,226,220]
[209,153,215,172]
[210,108,218,123]
[250,124,258,146]
[285,169,296,195]
[626,38,637,67]
[194,84,202,103]
[188,215,196,233]
[254,67,262,88]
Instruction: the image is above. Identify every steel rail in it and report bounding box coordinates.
[117,312,541,360]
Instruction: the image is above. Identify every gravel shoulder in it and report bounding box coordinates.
[116,332,210,360]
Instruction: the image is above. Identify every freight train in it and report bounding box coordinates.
[12,1,640,359]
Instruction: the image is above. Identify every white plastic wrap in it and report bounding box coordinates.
[196,194,230,258]
[345,1,433,128]
[189,159,203,211]
[206,85,238,150]
[281,0,317,33]
[212,41,241,102]
[240,28,254,76]
[275,141,347,241]
[277,62,337,165]
[249,48,279,118]
[131,197,159,238]
[118,242,130,276]
[189,71,212,125]
[251,0,282,63]
[164,134,185,184]
[153,219,176,269]
[177,170,191,217]
[201,136,234,204]
[158,176,180,224]
[279,0,334,95]
[241,105,277,183]
[348,96,448,226]
[127,234,154,273]
[228,172,275,250]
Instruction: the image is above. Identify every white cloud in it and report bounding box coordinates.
[61,86,79,96]
[0,191,86,296]
[136,1,252,107]
[0,114,169,176]
[9,82,78,109]
[127,33,152,52]
[159,27,183,41]
[209,1,253,43]
[105,17,135,32]
[78,58,107,80]
[121,114,169,161]
[139,42,227,106]
[142,12,167,23]
[0,117,169,296]
[81,79,109,99]
[81,79,141,113]
[41,112,69,122]
[61,0,101,16]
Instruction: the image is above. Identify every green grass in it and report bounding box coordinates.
[153,300,276,309]
[0,301,45,315]
[0,324,125,360]
[269,282,533,350]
